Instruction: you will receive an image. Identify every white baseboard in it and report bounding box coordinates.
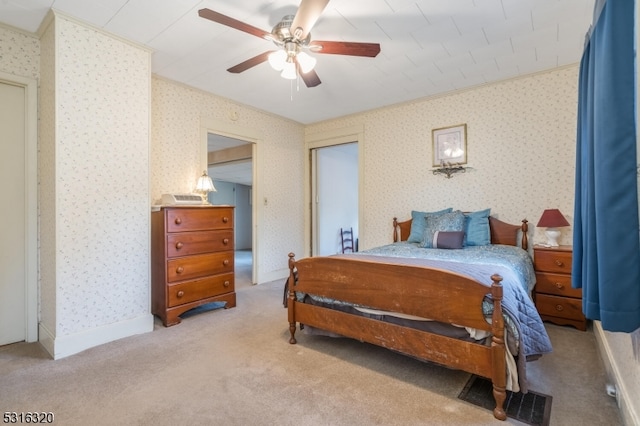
[594,321,640,426]
[257,267,289,285]
[39,314,154,360]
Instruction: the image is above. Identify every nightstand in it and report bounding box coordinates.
[533,245,587,331]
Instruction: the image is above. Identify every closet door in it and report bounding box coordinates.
[0,81,26,345]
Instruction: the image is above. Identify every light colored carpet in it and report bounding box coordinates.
[0,280,622,426]
[235,249,253,289]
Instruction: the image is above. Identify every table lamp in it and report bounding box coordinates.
[536,209,570,247]
[194,171,216,204]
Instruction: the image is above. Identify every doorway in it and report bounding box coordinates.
[311,142,359,256]
[0,74,38,345]
[207,133,255,288]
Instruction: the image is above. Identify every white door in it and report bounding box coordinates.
[0,81,27,345]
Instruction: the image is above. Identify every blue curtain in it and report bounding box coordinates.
[573,0,640,332]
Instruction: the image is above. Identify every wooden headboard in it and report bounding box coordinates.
[392,216,528,250]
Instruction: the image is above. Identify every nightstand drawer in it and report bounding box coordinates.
[534,249,572,274]
[536,294,585,321]
[535,272,582,298]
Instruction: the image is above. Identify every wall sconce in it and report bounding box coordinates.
[432,162,468,178]
[194,171,216,204]
[536,209,570,246]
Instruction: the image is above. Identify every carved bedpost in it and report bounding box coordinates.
[490,274,507,421]
[393,217,399,242]
[287,253,297,344]
[521,219,529,251]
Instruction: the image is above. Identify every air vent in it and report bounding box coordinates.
[161,194,203,206]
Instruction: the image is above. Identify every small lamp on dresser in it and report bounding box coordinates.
[194,170,216,204]
[536,209,570,247]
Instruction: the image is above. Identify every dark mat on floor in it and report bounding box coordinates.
[458,375,552,426]
[180,301,227,319]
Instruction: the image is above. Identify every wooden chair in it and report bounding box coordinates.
[341,227,355,253]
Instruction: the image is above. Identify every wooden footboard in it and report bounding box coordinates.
[286,253,508,421]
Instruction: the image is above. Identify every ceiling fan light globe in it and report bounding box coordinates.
[268,50,287,71]
[296,51,316,73]
[281,61,297,79]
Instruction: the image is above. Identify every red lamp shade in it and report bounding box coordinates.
[536,209,570,228]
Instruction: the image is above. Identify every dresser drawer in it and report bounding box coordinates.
[534,249,572,274]
[166,207,234,232]
[167,273,235,307]
[167,230,234,257]
[536,294,585,321]
[535,272,582,298]
[167,252,234,283]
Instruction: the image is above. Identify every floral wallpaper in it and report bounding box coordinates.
[306,67,579,250]
[0,25,40,79]
[39,15,152,338]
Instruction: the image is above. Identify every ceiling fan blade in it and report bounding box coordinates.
[227,51,275,74]
[309,41,381,57]
[298,67,322,87]
[199,8,272,40]
[290,0,330,41]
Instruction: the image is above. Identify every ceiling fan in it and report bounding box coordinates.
[198,0,381,87]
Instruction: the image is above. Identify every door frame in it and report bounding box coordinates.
[305,125,364,257]
[0,71,38,342]
[200,118,260,284]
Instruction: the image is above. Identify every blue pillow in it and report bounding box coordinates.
[407,208,453,243]
[464,208,491,246]
[420,210,466,248]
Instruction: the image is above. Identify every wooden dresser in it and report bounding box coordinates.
[533,245,587,331]
[151,205,236,326]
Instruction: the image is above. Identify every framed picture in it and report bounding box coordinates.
[432,124,467,166]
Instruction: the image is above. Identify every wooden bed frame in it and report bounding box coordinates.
[287,216,529,421]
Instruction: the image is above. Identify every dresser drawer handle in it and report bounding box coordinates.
[554,282,564,289]
[223,238,229,245]
[223,259,229,266]
[555,304,564,312]
[174,217,182,225]
[176,266,184,274]
[555,260,564,267]
[175,242,183,250]
[177,290,184,298]
[223,280,230,288]
[222,217,229,223]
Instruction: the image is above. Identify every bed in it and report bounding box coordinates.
[285,210,552,421]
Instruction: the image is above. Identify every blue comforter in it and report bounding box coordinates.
[352,242,553,391]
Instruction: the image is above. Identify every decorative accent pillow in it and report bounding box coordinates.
[420,210,466,248]
[432,231,465,249]
[407,208,453,243]
[464,208,491,246]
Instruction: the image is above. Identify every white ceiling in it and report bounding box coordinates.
[1,0,594,126]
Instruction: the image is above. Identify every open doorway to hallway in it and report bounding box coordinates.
[207,133,254,289]
[311,142,359,256]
